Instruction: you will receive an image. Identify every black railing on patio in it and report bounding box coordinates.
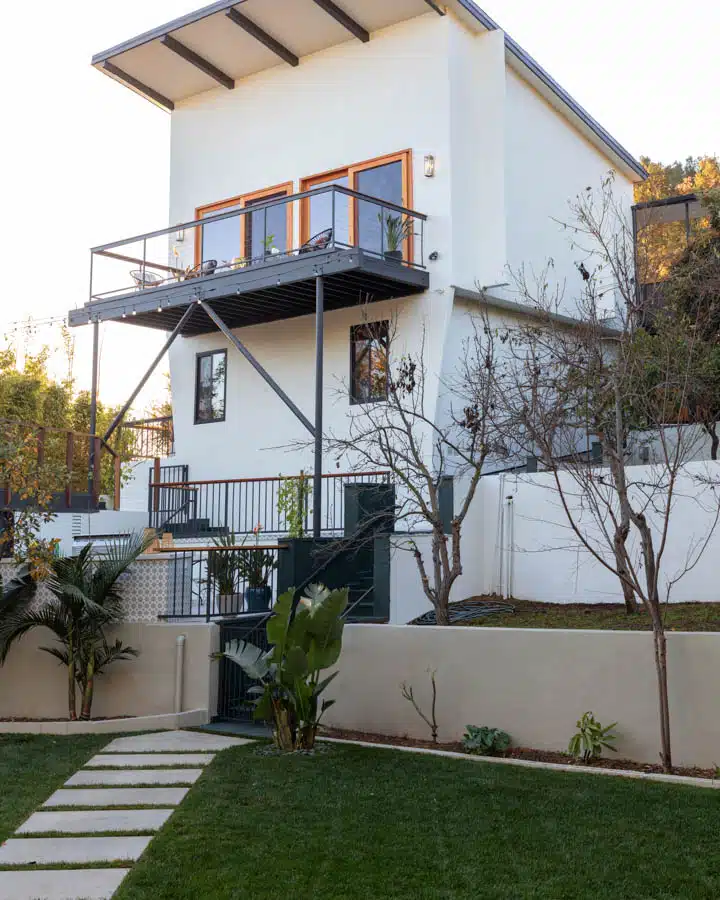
[122,416,174,459]
[89,184,427,305]
[149,471,391,538]
[164,544,285,621]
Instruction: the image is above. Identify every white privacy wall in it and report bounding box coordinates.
[389,462,720,623]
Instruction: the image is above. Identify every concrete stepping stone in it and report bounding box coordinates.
[0,868,130,900]
[0,836,152,865]
[66,768,202,787]
[44,787,189,808]
[86,752,215,768]
[18,809,175,835]
[102,730,250,753]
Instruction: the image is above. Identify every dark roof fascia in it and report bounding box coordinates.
[633,192,699,211]
[454,0,647,181]
[91,0,243,65]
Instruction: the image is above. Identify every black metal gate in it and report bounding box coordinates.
[216,614,271,722]
[214,482,394,722]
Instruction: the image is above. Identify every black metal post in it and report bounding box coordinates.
[88,319,100,496]
[104,303,196,443]
[313,275,324,538]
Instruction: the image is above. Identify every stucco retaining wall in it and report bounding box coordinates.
[0,623,219,722]
[325,624,720,768]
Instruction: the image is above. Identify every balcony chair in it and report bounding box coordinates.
[299,228,333,254]
[130,269,164,290]
[181,259,218,280]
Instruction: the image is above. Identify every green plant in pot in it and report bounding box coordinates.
[218,583,348,750]
[207,533,243,616]
[378,212,414,262]
[237,524,278,612]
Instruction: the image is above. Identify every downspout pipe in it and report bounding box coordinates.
[174,634,186,714]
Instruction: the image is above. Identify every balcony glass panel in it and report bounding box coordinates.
[201,204,241,264]
[308,175,350,245]
[356,160,403,256]
[245,191,289,259]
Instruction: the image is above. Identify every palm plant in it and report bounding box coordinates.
[0,562,37,620]
[0,533,150,720]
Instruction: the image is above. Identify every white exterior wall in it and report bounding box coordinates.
[448,26,507,293]
[389,462,720,623]
[166,13,464,481]
[504,68,635,311]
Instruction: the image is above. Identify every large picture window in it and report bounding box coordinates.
[196,183,294,267]
[301,151,413,260]
[195,350,227,424]
[350,322,389,404]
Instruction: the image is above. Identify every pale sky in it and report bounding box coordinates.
[1,0,717,408]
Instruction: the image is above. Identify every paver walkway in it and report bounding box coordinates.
[0,730,250,900]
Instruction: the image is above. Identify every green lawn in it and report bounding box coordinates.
[0,733,109,842]
[465,598,720,631]
[116,743,720,900]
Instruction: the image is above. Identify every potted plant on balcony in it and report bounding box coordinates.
[238,524,278,613]
[379,212,413,263]
[207,533,243,616]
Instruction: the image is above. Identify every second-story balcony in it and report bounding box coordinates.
[70,185,429,334]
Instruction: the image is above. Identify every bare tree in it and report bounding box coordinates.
[486,175,720,771]
[323,318,501,626]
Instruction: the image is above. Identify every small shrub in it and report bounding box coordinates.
[400,670,438,743]
[462,725,511,756]
[568,711,618,762]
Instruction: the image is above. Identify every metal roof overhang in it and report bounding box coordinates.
[68,248,430,335]
[92,0,645,183]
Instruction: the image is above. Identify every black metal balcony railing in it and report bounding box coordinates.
[87,184,427,308]
[121,416,174,460]
[149,470,391,538]
[165,545,284,620]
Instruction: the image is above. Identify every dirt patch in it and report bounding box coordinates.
[322,728,718,781]
[454,596,720,632]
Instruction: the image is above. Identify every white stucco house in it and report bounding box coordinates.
[64,0,651,622]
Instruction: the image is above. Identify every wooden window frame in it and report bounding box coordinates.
[349,320,390,406]
[194,349,227,426]
[194,181,294,266]
[300,150,414,259]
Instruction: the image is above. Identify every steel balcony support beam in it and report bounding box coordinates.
[199,301,315,436]
[313,276,325,538]
[104,304,197,443]
[161,35,235,89]
[88,321,100,497]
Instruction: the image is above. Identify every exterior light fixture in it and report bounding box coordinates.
[175,228,185,242]
[424,154,436,178]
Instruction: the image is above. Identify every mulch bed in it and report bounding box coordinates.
[321,728,717,781]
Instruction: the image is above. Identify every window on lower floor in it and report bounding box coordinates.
[195,350,227,424]
[350,321,389,404]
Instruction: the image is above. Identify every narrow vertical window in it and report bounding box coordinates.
[195,350,227,424]
[350,322,389,404]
